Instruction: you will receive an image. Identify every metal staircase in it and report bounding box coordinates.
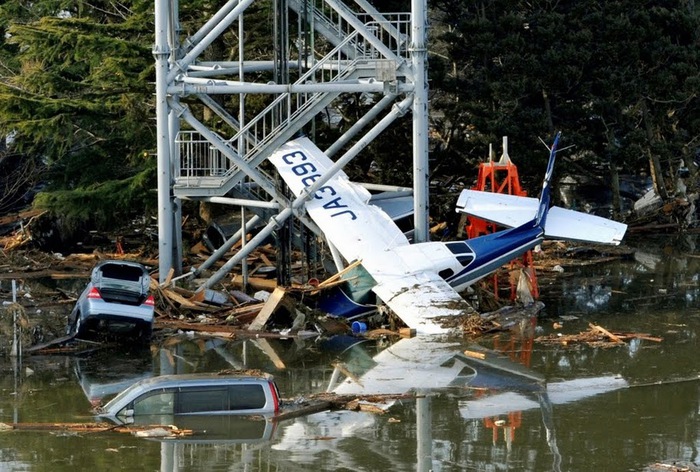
[154,0,429,283]
[172,4,412,200]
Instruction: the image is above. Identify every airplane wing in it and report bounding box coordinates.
[456,190,627,245]
[269,137,472,334]
[372,271,473,334]
[331,336,465,395]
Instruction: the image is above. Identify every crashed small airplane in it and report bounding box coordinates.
[269,133,627,334]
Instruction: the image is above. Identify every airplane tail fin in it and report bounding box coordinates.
[534,131,562,228]
[456,131,627,245]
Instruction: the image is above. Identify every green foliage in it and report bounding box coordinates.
[0,0,156,229]
[1,0,699,234]
[430,0,700,190]
[33,164,156,233]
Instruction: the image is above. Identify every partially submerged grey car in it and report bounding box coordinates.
[96,373,281,425]
[67,260,154,342]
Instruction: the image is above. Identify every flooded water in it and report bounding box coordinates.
[2,234,700,471]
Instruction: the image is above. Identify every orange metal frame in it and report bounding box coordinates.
[466,160,539,300]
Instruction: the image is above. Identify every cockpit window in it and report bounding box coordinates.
[456,255,474,267]
[445,241,474,255]
[444,242,475,267]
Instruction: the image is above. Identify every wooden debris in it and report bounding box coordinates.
[399,327,416,338]
[251,338,286,370]
[274,392,416,422]
[248,287,287,331]
[589,322,623,343]
[364,328,401,339]
[0,422,191,437]
[155,319,310,339]
[232,275,277,291]
[191,288,230,306]
[647,461,698,472]
[314,260,363,291]
[343,400,387,414]
[161,268,175,287]
[464,349,487,360]
[536,324,663,348]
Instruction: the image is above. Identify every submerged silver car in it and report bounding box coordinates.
[96,373,281,425]
[67,260,154,342]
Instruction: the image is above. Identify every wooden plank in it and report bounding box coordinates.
[317,260,363,288]
[259,253,273,266]
[251,338,286,370]
[464,349,487,360]
[161,268,175,287]
[633,334,663,342]
[273,401,333,422]
[227,302,265,316]
[232,275,278,291]
[0,422,191,437]
[399,328,416,338]
[312,276,358,293]
[248,287,287,331]
[589,323,624,343]
[162,289,201,310]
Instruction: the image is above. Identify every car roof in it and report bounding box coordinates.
[99,373,275,415]
[94,259,149,270]
[111,373,274,393]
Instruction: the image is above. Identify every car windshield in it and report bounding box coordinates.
[131,392,175,416]
[100,265,144,281]
[95,264,146,292]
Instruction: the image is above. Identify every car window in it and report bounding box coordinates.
[132,392,175,416]
[101,265,145,282]
[177,388,228,413]
[229,384,266,410]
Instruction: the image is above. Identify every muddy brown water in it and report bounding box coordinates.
[1,234,700,471]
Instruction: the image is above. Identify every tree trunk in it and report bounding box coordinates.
[609,152,622,220]
[640,99,669,200]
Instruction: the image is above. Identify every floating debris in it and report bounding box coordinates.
[536,322,663,348]
[0,422,192,438]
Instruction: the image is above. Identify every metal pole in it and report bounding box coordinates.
[325,93,398,158]
[169,0,183,276]
[416,391,433,472]
[194,214,262,276]
[411,0,430,242]
[11,280,17,358]
[11,280,19,424]
[167,0,255,83]
[241,206,248,288]
[155,0,174,282]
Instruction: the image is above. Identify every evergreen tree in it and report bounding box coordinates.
[430,0,700,214]
[0,0,156,231]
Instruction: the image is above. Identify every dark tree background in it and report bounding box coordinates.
[429,0,700,216]
[0,0,698,233]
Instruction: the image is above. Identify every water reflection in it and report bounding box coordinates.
[549,234,700,317]
[75,349,153,407]
[4,235,700,469]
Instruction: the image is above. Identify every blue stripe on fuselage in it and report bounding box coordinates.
[446,220,544,291]
[446,133,560,291]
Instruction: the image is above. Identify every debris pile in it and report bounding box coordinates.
[0,204,638,352]
[0,422,192,438]
[536,322,663,348]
